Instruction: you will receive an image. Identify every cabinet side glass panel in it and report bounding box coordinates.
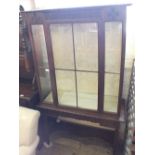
[104,22,122,113]
[32,25,53,103]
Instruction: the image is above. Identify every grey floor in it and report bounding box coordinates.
[36,130,113,155]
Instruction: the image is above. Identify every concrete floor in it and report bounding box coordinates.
[36,130,113,155]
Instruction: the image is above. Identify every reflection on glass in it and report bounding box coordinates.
[73,23,98,71]
[77,72,98,110]
[50,24,75,69]
[104,73,120,112]
[55,70,76,107]
[32,25,49,68]
[44,91,53,103]
[32,25,53,102]
[105,22,122,73]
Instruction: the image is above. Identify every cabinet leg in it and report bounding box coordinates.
[38,115,50,149]
[113,127,119,155]
[113,122,126,155]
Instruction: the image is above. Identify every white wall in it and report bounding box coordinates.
[123,5,135,99]
[19,0,35,10]
[33,0,132,9]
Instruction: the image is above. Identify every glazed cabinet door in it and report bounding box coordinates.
[50,23,98,110]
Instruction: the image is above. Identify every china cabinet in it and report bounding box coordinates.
[21,4,130,153]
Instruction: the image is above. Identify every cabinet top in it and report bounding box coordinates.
[21,4,131,13]
[21,4,131,24]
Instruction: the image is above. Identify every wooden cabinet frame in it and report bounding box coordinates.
[21,4,129,131]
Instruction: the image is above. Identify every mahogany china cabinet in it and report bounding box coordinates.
[21,4,130,153]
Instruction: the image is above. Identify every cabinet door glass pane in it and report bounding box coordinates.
[73,23,98,71]
[55,70,76,107]
[50,24,75,69]
[77,72,98,110]
[104,73,120,112]
[105,22,122,73]
[104,96,118,113]
[32,25,53,102]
